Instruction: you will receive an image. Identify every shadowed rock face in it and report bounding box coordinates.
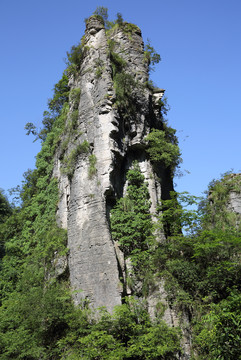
[53,16,173,312]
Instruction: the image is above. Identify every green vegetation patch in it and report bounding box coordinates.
[61,140,90,180]
[69,87,81,109]
[146,128,181,175]
[110,162,156,297]
[88,154,97,179]
[3,8,241,360]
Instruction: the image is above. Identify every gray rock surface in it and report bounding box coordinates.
[51,16,192,358]
[53,17,172,312]
[227,173,241,214]
[229,192,241,213]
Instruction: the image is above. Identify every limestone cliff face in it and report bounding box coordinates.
[53,17,173,312]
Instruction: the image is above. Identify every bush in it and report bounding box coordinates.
[146,128,181,174]
[69,88,81,110]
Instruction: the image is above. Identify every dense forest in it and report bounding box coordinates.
[0,8,241,360]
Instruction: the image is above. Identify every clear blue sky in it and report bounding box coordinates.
[1,0,241,199]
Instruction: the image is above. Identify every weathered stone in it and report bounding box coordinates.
[54,18,173,314]
[228,191,241,213]
[53,254,68,278]
[51,15,194,358]
[226,174,241,214]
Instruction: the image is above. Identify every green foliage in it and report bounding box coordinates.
[1,11,184,359]
[95,66,103,78]
[122,22,140,38]
[40,74,69,141]
[0,190,12,260]
[108,22,140,39]
[158,96,171,117]
[69,87,81,110]
[7,9,241,360]
[88,154,97,179]
[155,230,241,357]
[58,298,181,359]
[24,121,38,137]
[201,173,241,231]
[110,163,155,294]
[108,46,127,77]
[48,74,70,115]
[18,169,39,207]
[1,91,69,300]
[116,12,124,25]
[106,12,140,40]
[113,72,139,121]
[94,58,105,78]
[66,43,86,76]
[104,13,160,124]
[111,299,181,359]
[146,128,181,174]
[0,274,80,359]
[107,23,142,121]
[111,163,153,257]
[91,8,140,40]
[152,180,241,358]
[25,73,70,143]
[70,109,79,129]
[0,176,68,298]
[62,141,90,180]
[144,39,161,72]
[0,190,12,224]
[93,6,109,27]
[114,72,136,106]
[154,229,241,302]
[59,88,82,159]
[35,103,69,179]
[194,291,241,359]
[0,92,73,357]
[39,110,57,141]
[158,191,201,236]
[106,20,142,122]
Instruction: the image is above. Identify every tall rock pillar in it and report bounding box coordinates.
[53,16,172,311]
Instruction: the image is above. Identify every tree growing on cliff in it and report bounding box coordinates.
[110,162,154,260]
[93,6,109,26]
[144,39,161,73]
[25,73,70,142]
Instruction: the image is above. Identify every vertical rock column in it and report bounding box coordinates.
[55,17,122,311]
[54,17,171,312]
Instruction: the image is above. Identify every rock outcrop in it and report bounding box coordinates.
[53,17,174,312]
[50,15,193,359]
